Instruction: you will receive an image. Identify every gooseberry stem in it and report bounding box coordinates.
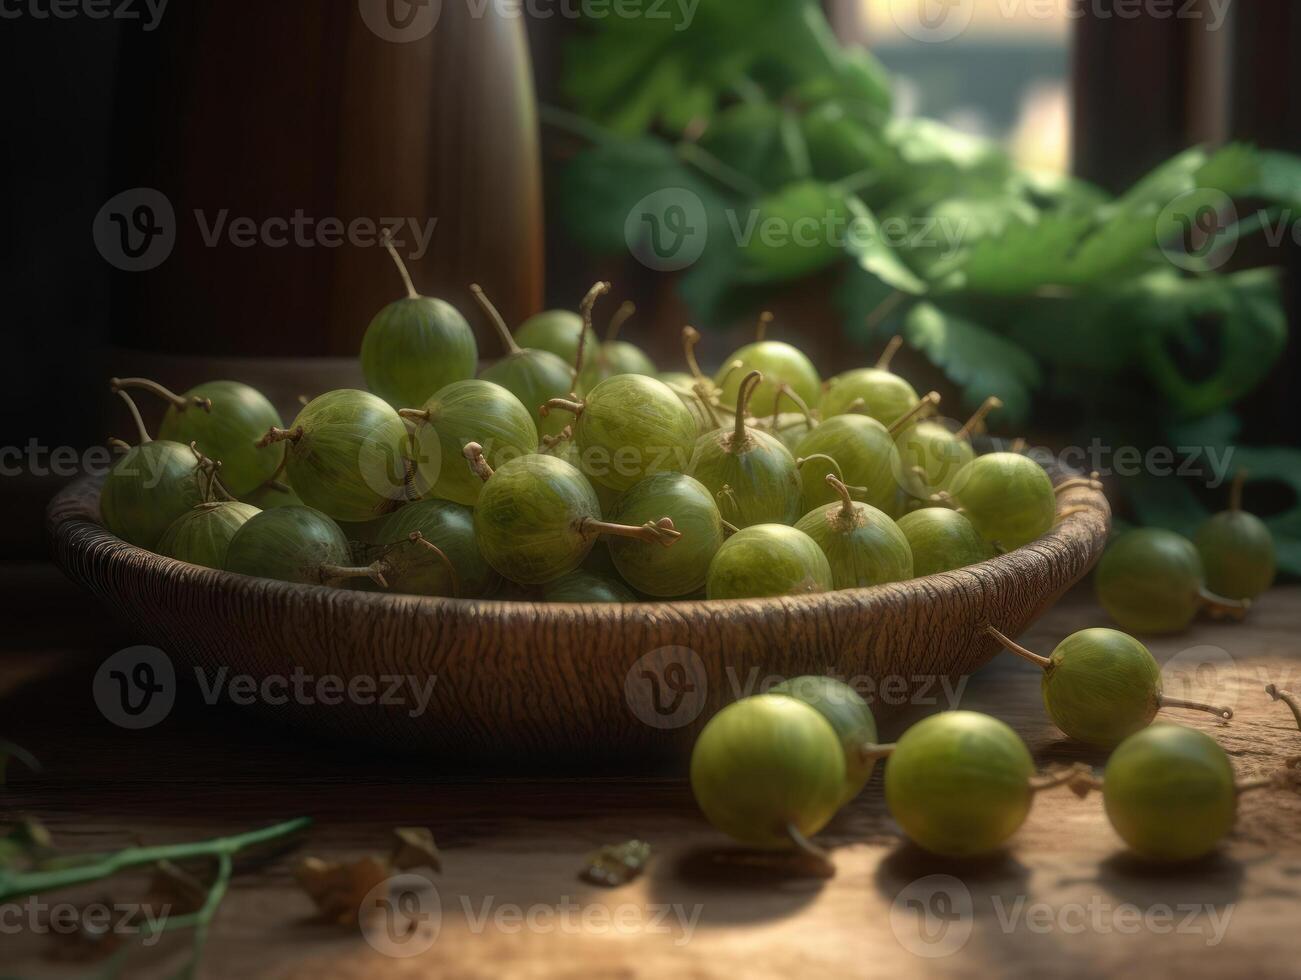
[108,438,131,455]
[606,300,635,344]
[1229,470,1246,513]
[462,443,494,482]
[985,626,1052,670]
[398,408,431,424]
[319,561,390,588]
[858,742,895,763]
[470,284,521,355]
[691,383,724,430]
[256,426,304,448]
[408,531,461,599]
[774,383,816,428]
[381,229,419,300]
[572,281,610,385]
[1197,588,1251,621]
[1266,684,1301,733]
[1158,695,1233,721]
[115,389,154,445]
[754,311,773,343]
[783,823,833,876]
[579,516,681,547]
[875,335,903,371]
[887,391,942,436]
[540,397,585,418]
[1054,471,1104,494]
[682,326,708,383]
[826,474,856,519]
[111,377,211,413]
[731,371,763,447]
[956,396,1002,441]
[864,292,906,339]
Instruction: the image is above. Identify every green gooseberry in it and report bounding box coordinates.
[761,383,819,453]
[471,284,577,441]
[360,237,477,409]
[242,478,302,510]
[158,501,260,569]
[895,396,1002,500]
[1095,528,1249,634]
[1102,724,1238,862]
[543,569,636,603]
[575,300,657,394]
[257,389,409,523]
[690,694,845,852]
[820,336,918,427]
[706,524,833,600]
[1194,472,1277,601]
[464,446,681,586]
[951,452,1055,550]
[896,507,993,576]
[884,711,1036,858]
[100,391,207,550]
[378,498,500,598]
[988,626,1232,748]
[793,410,917,516]
[224,506,385,587]
[542,375,698,493]
[794,474,913,590]
[514,309,594,364]
[687,371,803,528]
[111,377,284,497]
[401,379,538,506]
[770,676,888,806]
[661,326,735,434]
[713,314,821,418]
[606,472,724,597]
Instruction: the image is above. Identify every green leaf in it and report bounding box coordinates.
[903,302,1041,425]
[1231,448,1301,577]
[842,196,928,295]
[946,212,1092,294]
[835,265,909,347]
[1251,150,1301,208]
[735,179,849,282]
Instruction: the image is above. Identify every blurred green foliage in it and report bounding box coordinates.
[553,0,1300,572]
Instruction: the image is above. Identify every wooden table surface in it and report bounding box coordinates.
[3,572,1300,979]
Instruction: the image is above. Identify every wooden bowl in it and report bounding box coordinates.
[48,468,1109,762]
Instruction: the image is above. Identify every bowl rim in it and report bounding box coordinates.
[47,465,1110,621]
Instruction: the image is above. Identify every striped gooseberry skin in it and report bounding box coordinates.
[157,381,285,497]
[224,506,351,585]
[607,473,723,598]
[158,501,260,569]
[101,441,207,551]
[379,498,500,599]
[951,452,1055,551]
[361,295,477,409]
[705,524,833,600]
[896,507,993,576]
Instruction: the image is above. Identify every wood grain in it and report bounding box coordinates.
[45,468,1109,761]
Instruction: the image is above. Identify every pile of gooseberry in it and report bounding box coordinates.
[100,242,1126,604]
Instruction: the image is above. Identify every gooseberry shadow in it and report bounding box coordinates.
[645,845,828,925]
[872,840,1033,894]
[1067,850,1247,908]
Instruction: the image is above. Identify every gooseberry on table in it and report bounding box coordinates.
[399,379,538,506]
[1095,528,1249,634]
[895,507,993,576]
[464,444,680,586]
[687,371,803,528]
[256,389,410,523]
[690,694,845,856]
[986,626,1232,748]
[793,474,913,590]
[360,233,477,409]
[605,472,724,598]
[110,377,284,497]
[820,336,918,426]
[100,391,208,550]
[470,284,576,441]
[705,524,833,600]
[1194,471,1277,602]
[712,312,822,418]
[883,711,1037,858]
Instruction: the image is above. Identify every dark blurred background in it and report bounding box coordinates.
[2,0,1298,568]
